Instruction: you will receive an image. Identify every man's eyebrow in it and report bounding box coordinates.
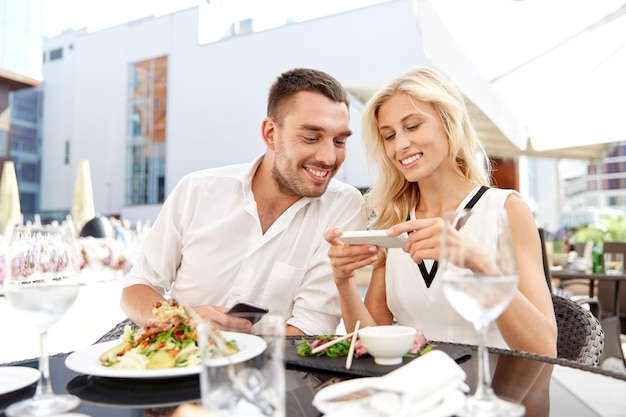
[299,124,353,137]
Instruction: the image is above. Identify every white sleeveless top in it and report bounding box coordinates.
[385,186,518,348]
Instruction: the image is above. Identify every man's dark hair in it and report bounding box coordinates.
[267,68,350,122]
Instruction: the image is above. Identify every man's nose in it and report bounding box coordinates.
[316,139,337,165]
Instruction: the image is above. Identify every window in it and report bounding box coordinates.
[126,56,168,205]
[50,48,63,61]
[20,162,40,182]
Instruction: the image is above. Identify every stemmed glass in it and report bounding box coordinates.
[3,224,81,416]
[440,208,524,417]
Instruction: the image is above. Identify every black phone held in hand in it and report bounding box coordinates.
[226,301,269,324]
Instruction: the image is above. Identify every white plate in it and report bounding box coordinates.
[0,366,40,395]
[338,230,407,248]
[65,332,267,379]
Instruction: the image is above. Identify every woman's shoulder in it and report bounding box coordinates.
[483,186,521,204]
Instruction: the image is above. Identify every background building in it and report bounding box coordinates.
[0,0,43,223]
[560,143,626,228]
[40,1,526,225]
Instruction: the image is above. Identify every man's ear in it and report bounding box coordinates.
[261,117,276,150]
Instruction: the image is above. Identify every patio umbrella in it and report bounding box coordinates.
[0,160,22,237]
[417,0,626,156]
[71,159,96,236]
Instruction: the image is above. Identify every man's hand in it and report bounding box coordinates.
[171,404,218,417]
[192,305,253,333]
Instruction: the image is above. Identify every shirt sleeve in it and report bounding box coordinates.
[122,177,189,294]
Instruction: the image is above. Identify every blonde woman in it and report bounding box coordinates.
[325,67,556,356]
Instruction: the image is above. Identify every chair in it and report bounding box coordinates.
[538,228,553,293]
[552,293,604,366]
[538,228,601,317]
[597,241,626,320]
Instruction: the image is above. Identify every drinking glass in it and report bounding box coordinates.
[440,208,524,417]
[603,252,624,275]
[3,224,81,416]
[199,313,286,417]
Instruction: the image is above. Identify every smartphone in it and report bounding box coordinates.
[338,230,407,248]
[226,301,269,324]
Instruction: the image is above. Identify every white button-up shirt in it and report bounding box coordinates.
[123,155,366,334]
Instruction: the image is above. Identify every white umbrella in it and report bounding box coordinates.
[418,0,626,154]
[71,159,96,236]
[0,161,22,237]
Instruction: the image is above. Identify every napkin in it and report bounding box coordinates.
[313,350,468,417]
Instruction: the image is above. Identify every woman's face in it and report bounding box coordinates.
[377,93,450,182]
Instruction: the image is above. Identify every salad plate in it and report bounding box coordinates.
[0,366,40,395]
[65,332,267,379]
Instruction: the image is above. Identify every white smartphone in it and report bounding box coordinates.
[338,230,407,248]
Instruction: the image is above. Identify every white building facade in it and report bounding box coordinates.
[41,1,560,227]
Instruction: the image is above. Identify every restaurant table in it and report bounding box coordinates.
[2,337,626,417]
[551,270,626,318]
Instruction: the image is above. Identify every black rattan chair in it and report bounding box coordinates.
[553,293,604,366]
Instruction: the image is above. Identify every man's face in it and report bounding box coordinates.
[271,91,351,198]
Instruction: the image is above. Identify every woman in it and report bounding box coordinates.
[325,67,557,356]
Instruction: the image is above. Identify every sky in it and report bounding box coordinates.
[42,0,199,37]
[42,0,385,38]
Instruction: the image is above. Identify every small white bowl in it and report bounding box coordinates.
[358,325,417,365]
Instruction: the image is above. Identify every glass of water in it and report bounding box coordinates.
[440,208,524,417]
[199,313,285,417]
[3,224,81,416]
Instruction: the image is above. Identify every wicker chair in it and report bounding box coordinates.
[553,293,604,366]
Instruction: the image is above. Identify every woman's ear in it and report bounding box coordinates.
[261,117,276,150]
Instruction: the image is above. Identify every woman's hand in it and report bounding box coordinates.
[391,216,497,273]
[389,218,446,264]
[324,228,379,283]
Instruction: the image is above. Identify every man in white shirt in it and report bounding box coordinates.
[121,68,366,335]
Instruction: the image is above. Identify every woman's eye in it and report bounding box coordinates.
[384,133,395,141]
[407,124,419,130]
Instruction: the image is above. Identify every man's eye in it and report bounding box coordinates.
[302,136,318,142]
[334,139,347,146]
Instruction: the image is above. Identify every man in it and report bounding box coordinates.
[121,68,366,335]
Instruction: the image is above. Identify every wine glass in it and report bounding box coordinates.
[440,208,524,417]
[3,224,81,416]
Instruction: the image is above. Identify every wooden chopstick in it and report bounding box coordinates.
[311,332,355,354]
[345,320,361,370]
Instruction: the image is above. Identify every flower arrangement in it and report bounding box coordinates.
[76,236,133,280]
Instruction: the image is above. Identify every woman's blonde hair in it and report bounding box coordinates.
[362,67,491,234]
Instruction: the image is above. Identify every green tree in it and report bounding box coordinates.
[573,214,626,244]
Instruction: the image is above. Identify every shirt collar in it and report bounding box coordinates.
[237,153,265,195]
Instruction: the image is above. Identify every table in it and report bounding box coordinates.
[2,338,626,417]
[551,270,626,316]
